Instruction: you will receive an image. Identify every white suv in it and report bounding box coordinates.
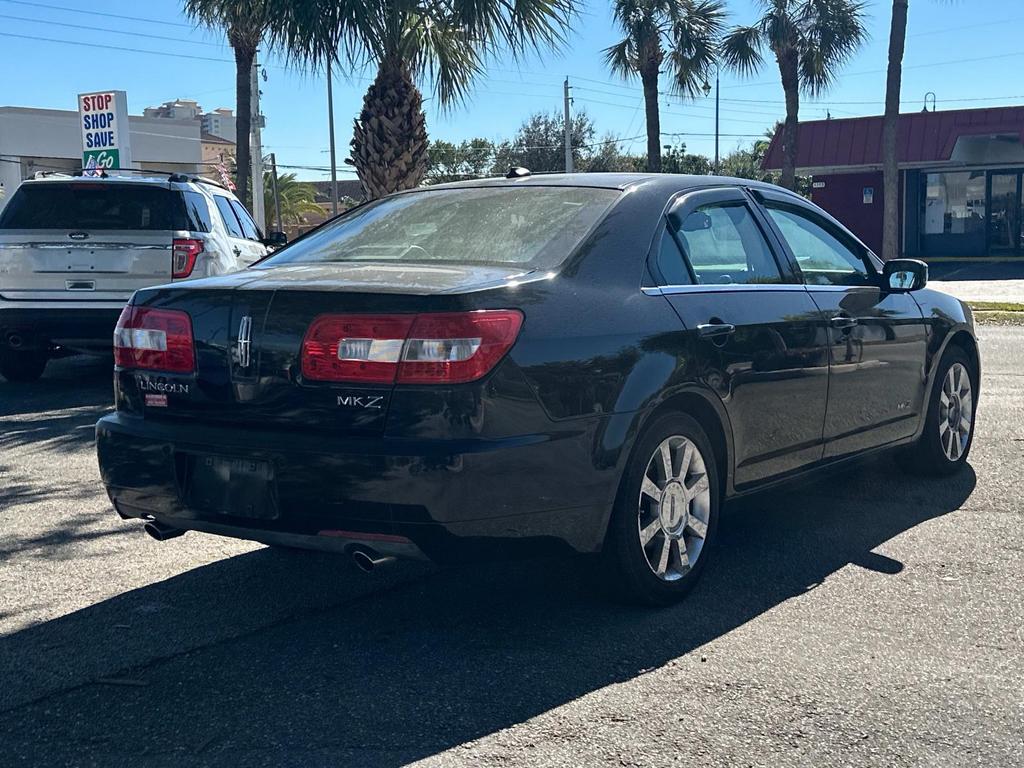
[0,172,285,382]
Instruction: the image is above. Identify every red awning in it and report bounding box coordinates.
[763,105,1024,171]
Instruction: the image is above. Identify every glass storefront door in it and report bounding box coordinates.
[988,172,1023,254]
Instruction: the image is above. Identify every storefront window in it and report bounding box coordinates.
[923,171,986,235]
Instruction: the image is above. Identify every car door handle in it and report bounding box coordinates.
[830,315,859,330]
[696,322,736,339]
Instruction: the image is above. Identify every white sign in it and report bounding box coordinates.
[863,186,874,205]
[78,90,132,171]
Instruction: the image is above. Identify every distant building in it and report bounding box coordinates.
[0,106,203,204]
[764,105,1024,259]
[201,108,236,143]
[142,99,203,121]
[201,132,235,169]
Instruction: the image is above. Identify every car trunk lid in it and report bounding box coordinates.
[0,180,187,302]
[132,262,533,433]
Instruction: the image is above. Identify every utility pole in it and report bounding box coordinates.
[563,77,574,174]
[250,51,266,230]
[269,152,282,233]
[327,63,339,216]
[714,68,720,175]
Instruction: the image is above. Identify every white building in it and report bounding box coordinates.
[142,99,203,121]
[0,106,204,205]
[201,108,236,143]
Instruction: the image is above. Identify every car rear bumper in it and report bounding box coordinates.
[0,304,124,353]
[96,412,615,563]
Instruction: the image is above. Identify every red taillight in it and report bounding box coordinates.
[300,310,523,385]
[172,238,203,278]
[113,306,195,373]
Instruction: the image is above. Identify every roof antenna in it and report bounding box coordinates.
[506,166,531,179]
[923,92,936,113]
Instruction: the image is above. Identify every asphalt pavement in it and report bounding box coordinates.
[0,328,1021,767]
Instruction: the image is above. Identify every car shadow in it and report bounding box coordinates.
[0,457,977,765]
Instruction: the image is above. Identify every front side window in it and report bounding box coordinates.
[229,200,262,241]
[676,203,783,285]
[764,204,871,286]
[261,186,619,270]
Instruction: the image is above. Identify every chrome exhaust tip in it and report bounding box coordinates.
[143,521,186,542]
[351,548,396,573]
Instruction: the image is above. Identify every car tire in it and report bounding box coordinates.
[600,413,720,606]
[898,346,977,477]
[0,350,48,383]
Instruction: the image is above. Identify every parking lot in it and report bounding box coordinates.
[0,326,1021,767]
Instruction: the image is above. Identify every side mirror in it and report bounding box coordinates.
[882,258,928,292]
[263,231,288,248]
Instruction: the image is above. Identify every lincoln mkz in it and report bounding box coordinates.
[96,173,979,603]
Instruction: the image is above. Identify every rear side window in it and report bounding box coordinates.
[655,228,693,285]
[0,182,188,230]
[261,186,619,270]
[229,200,261,241]
[182,191,213,233]
[764,205,871,286]
[213,196,244,238]
[676,203,783,285]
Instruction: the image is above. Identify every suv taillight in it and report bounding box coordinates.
[172,238,203,278]
[114,306,195,373]
[301,310,523,385]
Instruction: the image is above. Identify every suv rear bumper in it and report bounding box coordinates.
[0,304,123,353]
[96,412,613,563]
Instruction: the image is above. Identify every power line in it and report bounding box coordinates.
[0,30,234,63]
[0,0,193,27]
[0,11,226,47]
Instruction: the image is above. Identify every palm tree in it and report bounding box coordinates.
[882,0,909,260]
[280,0,575,199]
[184,0,280,207]
[722,0,867,191]
[263,172,324,227]
[604,0,726,173]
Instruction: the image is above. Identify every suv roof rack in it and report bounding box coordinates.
[32,170,75,180]
[29,167,233,192]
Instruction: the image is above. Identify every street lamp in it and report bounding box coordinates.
[702,71,720,175]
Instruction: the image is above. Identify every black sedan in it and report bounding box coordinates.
[96,173,979,604]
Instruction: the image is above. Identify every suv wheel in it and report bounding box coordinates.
[0,350,49,383]
[601,414,720,605]
[899,346,976,476]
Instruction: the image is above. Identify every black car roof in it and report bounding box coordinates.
[422,172,798,199]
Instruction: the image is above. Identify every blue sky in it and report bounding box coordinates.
[2,0,1023,180]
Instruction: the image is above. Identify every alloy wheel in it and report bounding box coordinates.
[939,362,973,462]
[637,435,712,581]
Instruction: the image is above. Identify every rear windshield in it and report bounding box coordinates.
[0,182,191,231]
[261,186,620,269]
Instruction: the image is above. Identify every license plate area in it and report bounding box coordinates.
[184,454,278,519]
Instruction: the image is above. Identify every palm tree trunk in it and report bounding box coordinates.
[233,44,255,207]
[351,56,429,199]
[641,65,661,173]
[776,48,800,191]
[882,0,909,260]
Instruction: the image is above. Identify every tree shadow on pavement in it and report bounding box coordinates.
[0,458,977,766]
[0,355,112,419]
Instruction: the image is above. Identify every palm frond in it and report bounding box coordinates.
[603,38,639,79]
[798,0,867,95]
[721,25,765,77]
[666,0,727,97]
